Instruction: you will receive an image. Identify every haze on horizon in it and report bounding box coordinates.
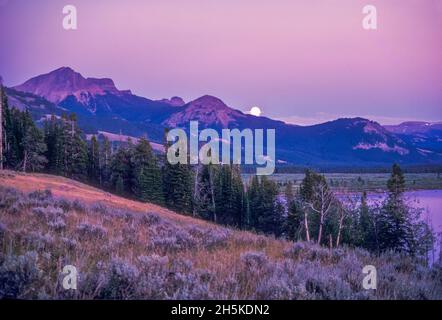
[0,0,441,125]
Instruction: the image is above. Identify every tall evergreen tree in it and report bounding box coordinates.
[163,161,193,214]
[378,164,414,253]
[44,115,64,174]
[87,135,100,184]
[387,163,406,196]
[20,110,47,172]
[248,175,283,236]
[358,191,378,251]
[194,164,217,221]
[64,113,88,180]
[0,88,11,169]
[285,200,304,241]
[4,108,24,169]
[213,165,246,228]
[131,137,164,204]
[247,175,261,230]
[98,136,112,188]
[110,140,134,196]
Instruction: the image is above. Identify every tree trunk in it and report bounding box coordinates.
[22,150,27,173]
[192,165,200,217]
[304,210,310,242]
[209,166,216,223]
[317,214,324,244]
[336,216,344,247]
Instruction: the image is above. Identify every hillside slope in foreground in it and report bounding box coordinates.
[0,170,441,299]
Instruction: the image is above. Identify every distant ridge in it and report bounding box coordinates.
[5,67,442,167]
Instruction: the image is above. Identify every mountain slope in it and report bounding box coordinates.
[7,67,442,166]
[385,121,442,156]
[14,67,129,105]
[0,170,439,299]
[385,121,442,134]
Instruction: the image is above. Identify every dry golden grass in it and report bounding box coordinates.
[0,170,214,227]
[1,170,440,299]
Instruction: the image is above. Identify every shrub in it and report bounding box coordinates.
[0,223,7,241]
[28,190,52,201]
[256,274,293,299]
[0,187,25,214]
[32,206,65,223]
[71,200,86,213]
[99,259,140,299]
[140,212,162,226]
[61,237,78,250]
[240,251,268,270]
[76,222,107,239]
[57,199,73,213]
[48,216,67,231]
[189,226,231,249]
[0,251,42,299]
[25,232,55,250]
[90,203,109,215]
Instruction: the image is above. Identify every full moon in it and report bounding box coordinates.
[249,106,262,117]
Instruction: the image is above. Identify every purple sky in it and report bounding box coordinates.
[0,0,441,125]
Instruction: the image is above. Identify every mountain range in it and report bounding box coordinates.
[4,67,442,167]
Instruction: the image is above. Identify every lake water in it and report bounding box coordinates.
[366,190,442,234]
[367,190,442,263]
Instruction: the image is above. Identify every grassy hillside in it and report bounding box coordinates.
[0,171,441,299]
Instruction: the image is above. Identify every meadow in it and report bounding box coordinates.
[1,171,441,299]
[243,172,442,192]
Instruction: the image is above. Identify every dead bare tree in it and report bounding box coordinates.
[336,193,359,247]
[193,164,201,217]
[306,181,334,245]
[208,165,216,223]
[301,202,311,242]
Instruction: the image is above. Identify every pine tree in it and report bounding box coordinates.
[358,191,378,251]
[99,136,112,188]
[4,108,24,169]
[378,164,414,253]
[1,104,47,172]
[44,115,64,174]
[213,165,246,227]
[162,134,193,214]
[300,169,315,202]
[285,200,304,241]
[247,175,283,236]
[247,175,261,229]
[0,87,10,169]
[387,163,406,196]
[110,141,134,195]
[194,163,219,221]
[131,137,164,204]
[65,113,88,180]
[284,181,294,208]
[115,175,125,195]
[87,135,100,184]
[20,110,47,172]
